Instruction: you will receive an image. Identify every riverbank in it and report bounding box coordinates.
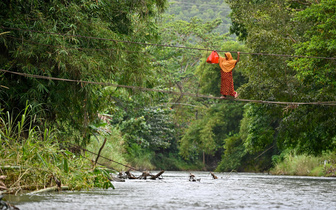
[270,151,336,177]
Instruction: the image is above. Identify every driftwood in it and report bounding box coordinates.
[29,186,69,194]
[123,170,165,180]
[109,173,125,182]
[138,170,165,180]
[125,170,138,179]
[151,170,164,180]
[0,176,7,191]
[210,172,218,179]
[117,171,128,179]
[138,171,151,180]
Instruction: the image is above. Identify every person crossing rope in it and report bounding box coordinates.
[218,51,240,99]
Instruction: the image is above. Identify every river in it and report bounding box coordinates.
[4,171,336,209]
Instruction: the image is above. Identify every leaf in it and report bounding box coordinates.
[37,153,48,168]
[63,158,69,173]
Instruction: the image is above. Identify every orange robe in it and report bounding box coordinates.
[219,52,237,97]
[220,71,236,97]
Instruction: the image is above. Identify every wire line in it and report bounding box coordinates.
[1,69,335,106]
[68,142,141,172]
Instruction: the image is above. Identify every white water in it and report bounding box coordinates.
[5,171,336,209]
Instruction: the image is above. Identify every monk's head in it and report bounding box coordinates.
[225,52,233,60]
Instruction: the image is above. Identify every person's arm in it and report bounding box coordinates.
[232,52,240,72]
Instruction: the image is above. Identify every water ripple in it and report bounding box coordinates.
[5,172,336,210]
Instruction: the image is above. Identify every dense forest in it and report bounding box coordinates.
[166,0,232,34]
[1,0,335,192]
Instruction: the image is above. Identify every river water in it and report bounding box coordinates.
[4,171,336,209]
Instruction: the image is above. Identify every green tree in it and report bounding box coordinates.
[225,0,336,163]
[280,0,336,155]
[166,0,232,35]
[153,15,229,155]
[178,41,247,167]
[289,0,336,100]
[225,0,300,160]
[0,0,167,144]
[179,103,244,160]
[145,8,238,168]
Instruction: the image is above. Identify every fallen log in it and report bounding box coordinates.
[117,171,128,179]
[0,176,7,191]
[125,170,165,180]
[138,170,165,180]
[138,171,151,180]
[109,173,126,182]
[125,170,138,179]
[150,170,164,180]
[29,186,69,194]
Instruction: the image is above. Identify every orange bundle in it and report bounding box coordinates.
[206,51,219,64]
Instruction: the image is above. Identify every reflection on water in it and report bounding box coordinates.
[4,171,336,209]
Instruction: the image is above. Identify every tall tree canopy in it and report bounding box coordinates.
[225,0,336,160]
[0,0,167,144]
[1,0,335,172]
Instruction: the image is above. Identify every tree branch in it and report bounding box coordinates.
[94,138,107,167]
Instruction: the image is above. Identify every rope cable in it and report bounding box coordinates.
[68,142,141,172]
[1,68,336,106]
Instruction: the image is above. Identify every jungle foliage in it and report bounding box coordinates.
[0,0,167,145]
[214,0,336,172]
[171,0,336,172]
[1,0,336,194]
[166,0,232,35]
[0,104,113,192]
[0,0,170,192]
